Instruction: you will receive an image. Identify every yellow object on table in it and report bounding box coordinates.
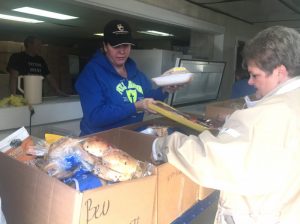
[0,95,27,107]
[148,101,209,132]
[44,133,64,144]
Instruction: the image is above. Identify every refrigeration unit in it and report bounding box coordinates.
[130,50,225,107]
[130,49,183,79]
[169,58,226,107]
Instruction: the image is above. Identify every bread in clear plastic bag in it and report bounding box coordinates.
[40,137,98,179]
[37,135,155,183]
[81,136,111,157]
[93,147,155,182]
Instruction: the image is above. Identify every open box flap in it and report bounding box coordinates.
[0,152,82,224]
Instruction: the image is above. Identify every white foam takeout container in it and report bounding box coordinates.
[152,73,193,86]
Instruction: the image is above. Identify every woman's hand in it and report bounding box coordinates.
[162,84,185,94]
[135,98,157,114]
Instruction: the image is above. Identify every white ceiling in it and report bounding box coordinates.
[0,0,191,45]
[0,0,300,45]
[187,0,300,28]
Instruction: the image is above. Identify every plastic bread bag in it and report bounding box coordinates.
[36,158,79,180]
[63,168,103,192]
[136,125,188,137]
[0,127,36,165]
[41,137,98,179]
[80,135,112,157]
[135,125,169,137]
[92,147,155,183]
[44,135,156,183]
[25,136,49,157]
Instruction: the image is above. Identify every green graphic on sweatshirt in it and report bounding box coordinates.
[116,80,143,103]
[126,89,137,103]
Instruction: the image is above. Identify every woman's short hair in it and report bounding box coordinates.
[242,26,300,77]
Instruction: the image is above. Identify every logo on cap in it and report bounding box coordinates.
[117,24,124,31]
[113,23,128,35]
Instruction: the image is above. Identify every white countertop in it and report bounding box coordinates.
[0,95,208,139]
[0,95,82,131]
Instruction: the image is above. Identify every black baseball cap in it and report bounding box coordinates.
[103,20,134,47]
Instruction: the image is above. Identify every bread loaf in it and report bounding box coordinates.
[93,148,140,181]
[81,136,111,157]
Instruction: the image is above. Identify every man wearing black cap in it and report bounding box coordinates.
[76,20,175,136]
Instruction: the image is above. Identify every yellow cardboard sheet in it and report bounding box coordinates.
[148,101,209,132]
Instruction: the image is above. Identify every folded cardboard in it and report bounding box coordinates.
[0,129,157,224]
[205,98,245,120]
[148,101,209,132]
[120,117,214,224]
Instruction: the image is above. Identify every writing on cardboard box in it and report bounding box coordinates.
[167,170,182,182]
[84,198,142,224]
[129,216,140,224]
[85,198,110,224]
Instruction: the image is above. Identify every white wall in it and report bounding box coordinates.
[74,0,262,99]
[136,0,262,99]
[189,31,214,59]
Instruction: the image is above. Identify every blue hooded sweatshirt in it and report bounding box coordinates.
[75,51,167,136]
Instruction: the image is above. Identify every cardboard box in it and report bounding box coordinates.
[120,118,214,224]
[205,98,245,120]
[0,53,13,73]
[0,41,23,53]
[0,129,157,224]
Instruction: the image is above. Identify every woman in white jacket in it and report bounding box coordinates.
[153,26,300,224]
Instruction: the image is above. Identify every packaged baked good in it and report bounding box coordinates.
[0,127,36,165]
[93,147,154,182]
[152,66,193,86]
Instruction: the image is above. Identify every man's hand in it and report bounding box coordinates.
[8,69,19,95]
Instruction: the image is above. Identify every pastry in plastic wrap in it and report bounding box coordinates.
[93,148,152,182]
[81,136,111,157]
[152,67,193,86]
[42,137,97,179]
[137,125,169,137]
[39,135,154,183]
[93,148,139,182]
[0,127,45,166]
